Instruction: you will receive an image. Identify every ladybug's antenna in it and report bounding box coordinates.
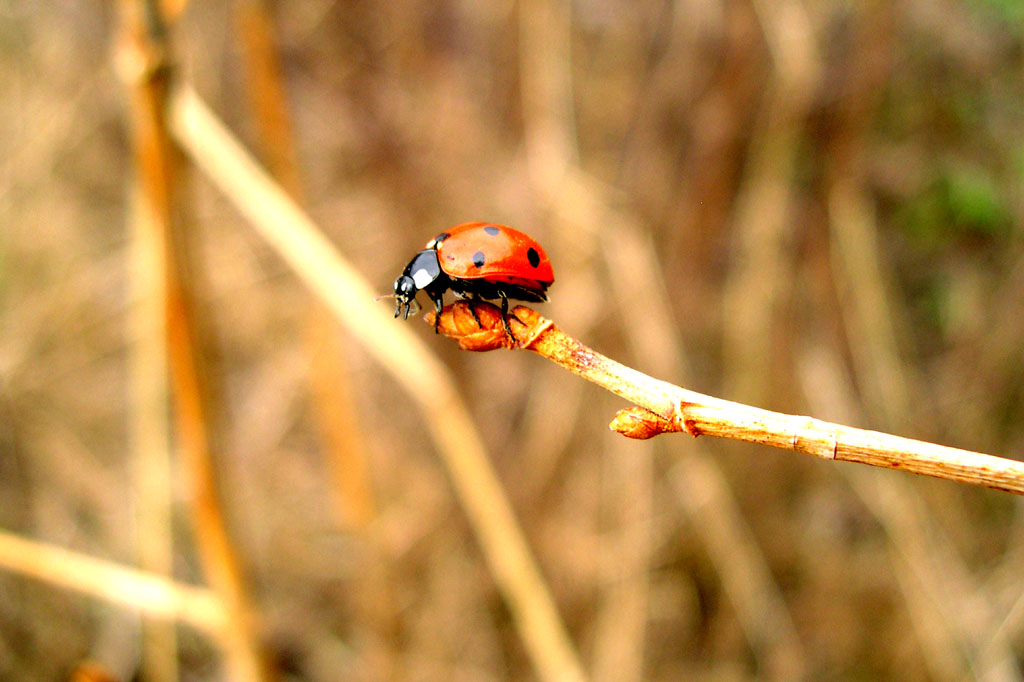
[377,293,420,319]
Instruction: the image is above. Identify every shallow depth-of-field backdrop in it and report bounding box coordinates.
[3,1,1024,681]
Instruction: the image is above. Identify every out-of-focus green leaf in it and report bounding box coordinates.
[897,164,1013,247]
[972,0,1024,28]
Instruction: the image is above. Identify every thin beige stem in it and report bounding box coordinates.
[0,529,227,635]
[232,2,376,530]
[127,180,178,682]
[167,85,588,682]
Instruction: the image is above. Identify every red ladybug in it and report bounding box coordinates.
[393,222,555,334]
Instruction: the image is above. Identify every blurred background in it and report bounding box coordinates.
[2,0,1024,680]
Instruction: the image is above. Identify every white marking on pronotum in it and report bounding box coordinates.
[412,268,434,289]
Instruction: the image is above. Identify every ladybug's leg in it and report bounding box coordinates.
[432,293,444,333]
[466,296,484,328]
[498,295,516,339]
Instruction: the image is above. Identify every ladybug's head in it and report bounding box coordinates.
[393,274,418,319]
[393,249,441,319]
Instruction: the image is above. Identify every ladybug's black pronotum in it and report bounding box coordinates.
[393,222,555,334]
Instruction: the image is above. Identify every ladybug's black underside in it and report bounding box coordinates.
[422,271,548,335]
[442,273,549,304]
[393,243,549,335]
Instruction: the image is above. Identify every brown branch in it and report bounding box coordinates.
[431,302,1024,497]
[115,5,269,680]
[235,0,304,200]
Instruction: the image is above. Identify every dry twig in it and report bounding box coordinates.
[167,85,587,682]
[431,302,1024,497]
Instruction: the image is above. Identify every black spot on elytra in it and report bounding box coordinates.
[472,251,486,267]
[527,247,540,268]
[483,225,500,236]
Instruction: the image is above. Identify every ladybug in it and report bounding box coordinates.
[393,222,555,335]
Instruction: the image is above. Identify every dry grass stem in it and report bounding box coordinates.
[127,180,178,682]
[434,303,1024,497]
[518,10,808,662]
[517,2,805,670]
[118,8,181,682]
[666,457,807,679]
[235,0,304,200]
[796,345,1021,679]
[116,4,268,679]
[721,0,820,404]
[0,529,228,635]
[807,10,1006,677]
[232,2,376,529]
[167,85,588,682]
[8,3,1024,679]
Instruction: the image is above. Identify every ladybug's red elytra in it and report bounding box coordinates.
[393,222,555,335]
